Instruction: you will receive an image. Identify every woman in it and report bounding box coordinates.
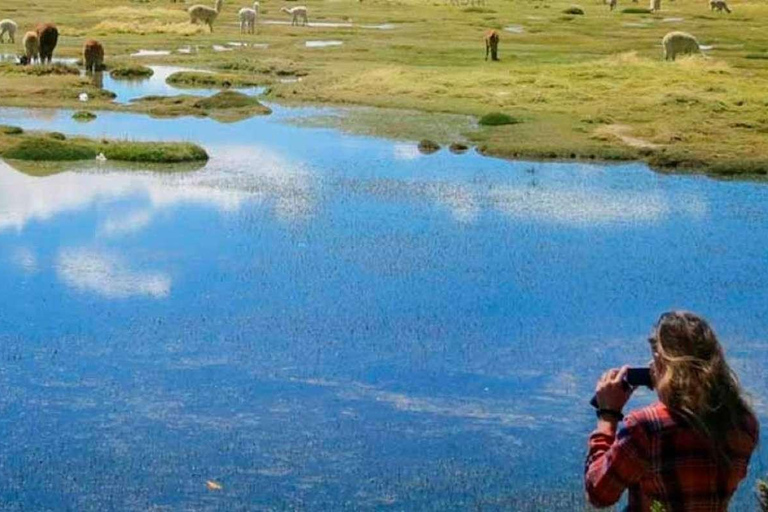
[585,311,759,511]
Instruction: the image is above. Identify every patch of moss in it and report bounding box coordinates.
[48,132,67,140]
[4,137,97,161]
[417,139,440,154]
[109,64,154,79]
[622,7,652,13]
[72,111,98,122]
[0,125,23,135]
[479,112,520,126]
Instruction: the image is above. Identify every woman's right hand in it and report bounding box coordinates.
[595,366,633,412]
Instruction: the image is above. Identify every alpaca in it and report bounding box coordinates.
[608,0,617,10]
[36,23,58,64]
[709,0,731,12]
[662,31,700,61]
[19,31,39,65]
[484,29,500,61]
[281,6,308,26]
[0,19,17,43]
[189,0,224,32]
[649,0,661,12]
[83,40,105,72]
[239,2,259,34]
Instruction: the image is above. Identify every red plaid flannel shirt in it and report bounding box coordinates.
[585,401,759,511]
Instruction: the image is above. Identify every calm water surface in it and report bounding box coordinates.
[0,94,766,510]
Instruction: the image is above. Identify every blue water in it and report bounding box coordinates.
[0,99,766,510]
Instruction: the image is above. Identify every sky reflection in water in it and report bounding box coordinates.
[0,103,766,510]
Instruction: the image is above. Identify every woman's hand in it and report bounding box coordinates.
[595,365,633,412]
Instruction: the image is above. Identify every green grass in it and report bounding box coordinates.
[0,132,208,163]
[622,7,653,14]
[1,0,768,174]
[72,111,98,122]
[109,64,154,79]
[563,6,585,15]
[479,112,520,126]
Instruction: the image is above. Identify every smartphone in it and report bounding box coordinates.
[589,367,653,408]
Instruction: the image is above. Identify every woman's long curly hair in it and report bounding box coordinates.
[650,311,755,464]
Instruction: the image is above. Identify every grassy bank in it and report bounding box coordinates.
[0,126,208,163]
[1,0,768,174]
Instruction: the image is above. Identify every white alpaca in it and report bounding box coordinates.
[709,0,731,12]
[238,2,259,34]
[662,31,700,61]
[189,0,224,32]
[281,6,308,26]
[0,19,17,43]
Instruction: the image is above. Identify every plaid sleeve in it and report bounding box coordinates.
[584,413,652,508]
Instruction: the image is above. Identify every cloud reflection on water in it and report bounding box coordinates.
[56,247,171,299]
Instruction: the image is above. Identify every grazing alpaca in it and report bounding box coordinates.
[662,31,700,60]
[83,40,105,72]
[0,19,17,43]
[238,2,259,34]
[36,23,58,64]
[484,29,500,61]
[19,31,39,65]
[281,6,308,26]
[189,0,224,32]
[709,0,731,12]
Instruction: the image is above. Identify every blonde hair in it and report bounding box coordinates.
[651,311,754,464]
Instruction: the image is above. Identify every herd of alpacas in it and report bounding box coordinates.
[0,0,733,71]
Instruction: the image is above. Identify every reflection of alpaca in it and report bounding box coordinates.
[189,0,224,32]
[281,6,308,26]
[484,29,499,61]
[239,2,259,34]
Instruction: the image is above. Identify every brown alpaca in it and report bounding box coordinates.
[485,29,500,61]
[83,40,104,72]
[36,23,58,64]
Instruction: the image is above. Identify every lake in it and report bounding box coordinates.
[0,73,766,510]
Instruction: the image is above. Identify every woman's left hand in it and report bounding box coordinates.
[595,365,633,412]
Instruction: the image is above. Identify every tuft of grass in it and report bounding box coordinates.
[133,90,271,121]
[72,111,97,122]
[4,137,97,161]
[110,65,154,79]
[622,7,652,13]
[563,6,585,15]
[48,132,67,140]
[417,139,440,154]
[0,125,23,135]
[449,142,470,154]
[479,112,520,126]
[745,53,768,60]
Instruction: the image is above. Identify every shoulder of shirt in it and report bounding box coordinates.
[624,402,674,433]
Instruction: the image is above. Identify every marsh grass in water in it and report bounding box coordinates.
[72,111,98,122]
[131,90,271,121]
[166,71,264,88]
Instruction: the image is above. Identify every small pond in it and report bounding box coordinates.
[0,97,766,510]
